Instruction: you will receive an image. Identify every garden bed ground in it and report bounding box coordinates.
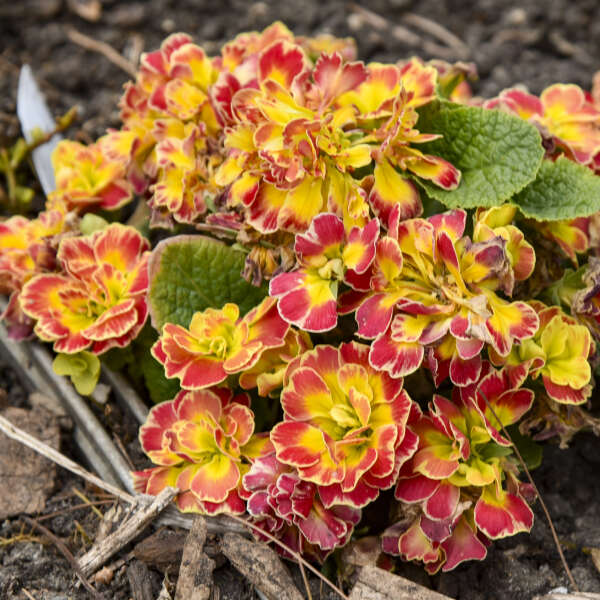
[1,1,600,599]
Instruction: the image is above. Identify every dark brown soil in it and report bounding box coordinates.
[1,1,600,599]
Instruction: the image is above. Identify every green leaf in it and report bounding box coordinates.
[479,443,514,461]
[80,213,109,235]
[134,325,180,404]
[416,100,544,209]
[514,156,600,221]
[139,349,180,404]
[507,425,543,471]
[148,235,267,330]
[53,351,101,396]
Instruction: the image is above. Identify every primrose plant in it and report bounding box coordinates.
[5,21,600,574]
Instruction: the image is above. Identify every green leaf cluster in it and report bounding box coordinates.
[416,100,600,222]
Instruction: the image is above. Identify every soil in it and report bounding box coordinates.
[1,1,600,599]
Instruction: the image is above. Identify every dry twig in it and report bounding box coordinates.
[78,486,177,578]
[0,412,134,504]
[72,487,105,519]
[401,12,470,59]
[349,565,451,600]
[37,500,115,522]
[348,4,468,60]
[66,27,137,78]
[175,518,215,600]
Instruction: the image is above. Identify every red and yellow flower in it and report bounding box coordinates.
[485,84,600,166]
[215,42,372,233]
[271,342,418,508]
[103,33,223,225]
[20,224,149,354]
[0,206,68,338]
[242,453,361,559]
[239,328,312,396]
[352,209,538,384]
[529,217,590,265]
[473,204,535,288]
[152,297,289,390]
[49,138,133,212]
[269,213,379,332]
[382,509,488,574]
[133,387,263,515]
[339,60,460,226]
[147,119,221,224]
[490,301,593,405]
[389,365,535,571]
[216,45,459,234]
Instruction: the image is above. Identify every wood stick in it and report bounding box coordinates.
[155,504,250,537]
[0,410,250,538]
[533,594,600,600]
[175,518,214,600]
[128,559,155,600]
[22,516,102,599]
[220,532,304,600]
[66,27,137,77]
[78,486,177,578]
[0,412,134,504]
[402,13,470,59]
[349,565,451,600]
[27,342,135,492]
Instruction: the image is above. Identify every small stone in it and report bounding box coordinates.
[505,8,528,26]
[161,18,176,33]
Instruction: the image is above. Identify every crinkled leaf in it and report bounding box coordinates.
[514,156,600,221]
[148,235,267,330]
[416,100,544,209]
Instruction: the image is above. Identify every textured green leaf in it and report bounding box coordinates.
[148,235,267,330]
[416,101,544,209]
[514,156,600,221]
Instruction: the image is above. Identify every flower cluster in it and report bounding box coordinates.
[97,22,459,235]
[20,223,149,354]
[8,21,600,579]
[242,453,361,559]
[133,387,268,514]
[384,364,535,573]
[0,205,68,338]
